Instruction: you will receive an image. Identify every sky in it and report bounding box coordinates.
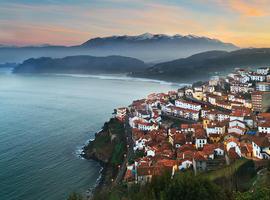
[1,0,270,47]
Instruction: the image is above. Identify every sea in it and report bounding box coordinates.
[0,68,185,200]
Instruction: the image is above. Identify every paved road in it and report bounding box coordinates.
[114,115,134,184]
[162,113,197,124]
[185,96,231,113]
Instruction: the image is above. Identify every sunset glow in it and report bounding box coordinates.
[1,0,270,47]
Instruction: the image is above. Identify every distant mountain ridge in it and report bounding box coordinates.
[81,33,233,46]
[133,48,270,81]
[13,55,148,74]
[79,33,237,62]
[0,33,238,63]
[13,48,270,82]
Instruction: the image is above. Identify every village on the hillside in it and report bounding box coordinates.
[115,67,270,185]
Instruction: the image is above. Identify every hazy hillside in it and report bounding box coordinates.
[13,55,147,74]
[0,33,237,63]
[132,48,270,81]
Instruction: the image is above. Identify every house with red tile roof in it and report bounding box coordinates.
[206,121,226,136]
[251,136,270,159]
[195,129,207,149]
[258,121,270,134]
[116,107,128,122]
[175,99,202,111]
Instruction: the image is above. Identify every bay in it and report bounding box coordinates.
[0,68,183,200]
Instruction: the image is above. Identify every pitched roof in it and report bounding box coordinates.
[193,151,207,161]
[228,148,240,159]
[252,136,270,147]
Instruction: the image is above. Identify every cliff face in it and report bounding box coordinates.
[82,118,127,191]
[82,130,113,164]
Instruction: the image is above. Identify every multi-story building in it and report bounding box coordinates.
[175,99,201,111]
[249,72,266,82]
[256,82,270,91]
[257,67,269,75]
[251,91,270,112]
[258,122,270,134]
[230,82,251,94]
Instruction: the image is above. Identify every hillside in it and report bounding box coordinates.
[13,55,147,74]
[132,48,270,81]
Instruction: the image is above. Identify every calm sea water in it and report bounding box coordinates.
[0,68,183,200]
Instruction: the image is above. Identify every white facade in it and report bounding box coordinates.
[137,122,158,131]
[179,160,193,170]
[249,74,266,82]
[252,141,270,160]
[258,125,270,134]
[195,138,207,149]
[206,126,225,136]
[229,120,246,129]
[256,82,270,92]
[208,96,217,105]
[228,127,245,135]
[239,75,250,83]
[175,99,201,111]
[226,142,241,157]
[217,113,230,122]
[230,83,250,94]
[214,148,224,156]
[257,68,269,75]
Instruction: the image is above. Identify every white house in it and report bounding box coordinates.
[256,82,270,92]
[230,83,251,94]
[257,67,269,75]
[226,140,241,157]
[229,120,246,129]
[175,99,202,111]
[179,159,193,170]
[230,115,244,122]
[217,112,230,122]
[137,121,158,131]
[228,120,246,135]
[195,131,207,149]
[249,73,266,82]
[258,122,270,134]
[206,123,226,136]
[252,137,270,159]
[239,75,250,83]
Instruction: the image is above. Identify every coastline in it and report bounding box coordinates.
[80,118,127,199]
[13,71,191,87]
[80,130,109,199]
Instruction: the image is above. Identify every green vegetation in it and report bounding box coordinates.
[92,170,270,200]
[129,150,145,164]
[93,172,230,200]
[203,159,248,181]
[111,142,125,166]
[67,192,83,200]
[202,159,257,192]
[92,132,111,149]
[83,118,126,165]
[234,187,270,200]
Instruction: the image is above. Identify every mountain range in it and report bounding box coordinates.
[13,48,270,82]
[0,33,237,63]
